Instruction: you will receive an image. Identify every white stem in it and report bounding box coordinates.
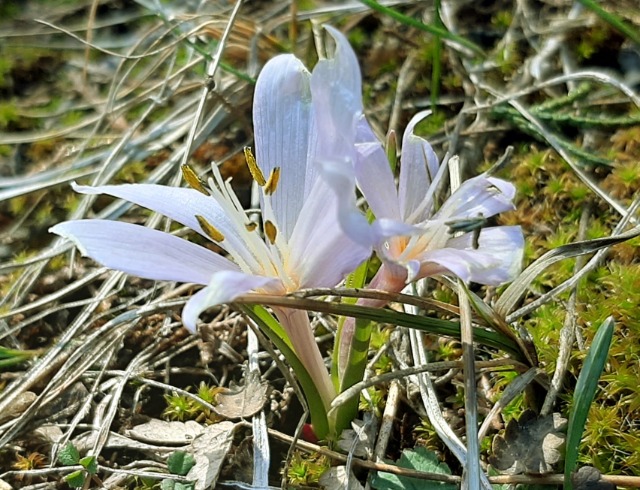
[273,307,336,410]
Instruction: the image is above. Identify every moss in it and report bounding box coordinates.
[413,110,446,137]
[505,143,640,475]
[0,101,19,129]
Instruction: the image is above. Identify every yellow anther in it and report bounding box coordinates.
[264,167,281,196]
[181,164,209,195]
[264,220,277,244]
[196,215,225,242]
[244,147,266,186]
[245,222,258,232]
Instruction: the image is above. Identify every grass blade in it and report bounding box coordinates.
[496,227,640,317]
[564,316,614,490]
[357,0,485,57]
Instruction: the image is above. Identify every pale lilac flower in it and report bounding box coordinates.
[327,109,524,376]
[50,27,371,410]
[305,30,523,287]
[313,30,524,377]
[353,110,524,290]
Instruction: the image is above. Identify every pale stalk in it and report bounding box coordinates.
[272,307,336,410]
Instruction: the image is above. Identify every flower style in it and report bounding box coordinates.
[50,26,371,412]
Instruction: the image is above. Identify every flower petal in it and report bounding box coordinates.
[354,135,401,221]
[311,26,363,162]
[50,220,238,285]
[289,166,371,288]
[434,175,516,221]
[312,158,374,244]
[399,111,441,221]
[72,182,259,271]
[414,226,524,285]
[253,54,317,240]
[181,270,282,331]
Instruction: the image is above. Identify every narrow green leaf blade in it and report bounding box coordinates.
[496,227,640,316]
[564,317,614,490]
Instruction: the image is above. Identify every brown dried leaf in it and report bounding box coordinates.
[489,409,567,474]
[213,374,269,419]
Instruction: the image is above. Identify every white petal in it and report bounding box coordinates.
[399,111,440,221]
[311,26,364,162]
[354,134,401,221]
[435,175,516,221]
[72,182,257,268]
[181,271,282,331]
[311,158,374,246]
[50,220,238,284]
[253,54,317,240]
[413,226,524,285]
[289,170,371,288]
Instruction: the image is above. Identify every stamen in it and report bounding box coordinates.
[195,215,225,242]
[244,147,266,186]
[245,222,258,232]
[181,164,209,195]
[264,167,281,195]
[264,220,277,244]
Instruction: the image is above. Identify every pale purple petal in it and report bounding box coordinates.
[413,226,524,285]
[289,168,371,288]
[446,225,524,283]
[354,137,401,221]
[399,111,440,221]
[50,220,238,285]
[181,271,283,331]
[253,54,317,240]
[434,175,516,222]
[311,158,374,247]
[372,218,420,240]
[71,182,255,266]
[311,26,363,161]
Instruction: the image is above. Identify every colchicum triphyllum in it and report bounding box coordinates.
[51,25,524,439]
[51,26,372,426]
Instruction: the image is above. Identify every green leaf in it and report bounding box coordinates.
[58,442,80,466]
[64,470,86,488]
[175,482,195,490]
[161,478,195,490]
[167,451,195,476]
[161,479,176,490]
[564,317,614,490]
[79,455,97,474]
[237,296,524,360]
[371,446,457,490]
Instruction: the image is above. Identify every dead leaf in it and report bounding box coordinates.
[187,421,236,490]
[319,466,365,490]
[127,419,203,445]
[489,410,567,474]
[573,466,616,490]
[213,373,269,419]
[0,391,36,424]
[337,419,376,458]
